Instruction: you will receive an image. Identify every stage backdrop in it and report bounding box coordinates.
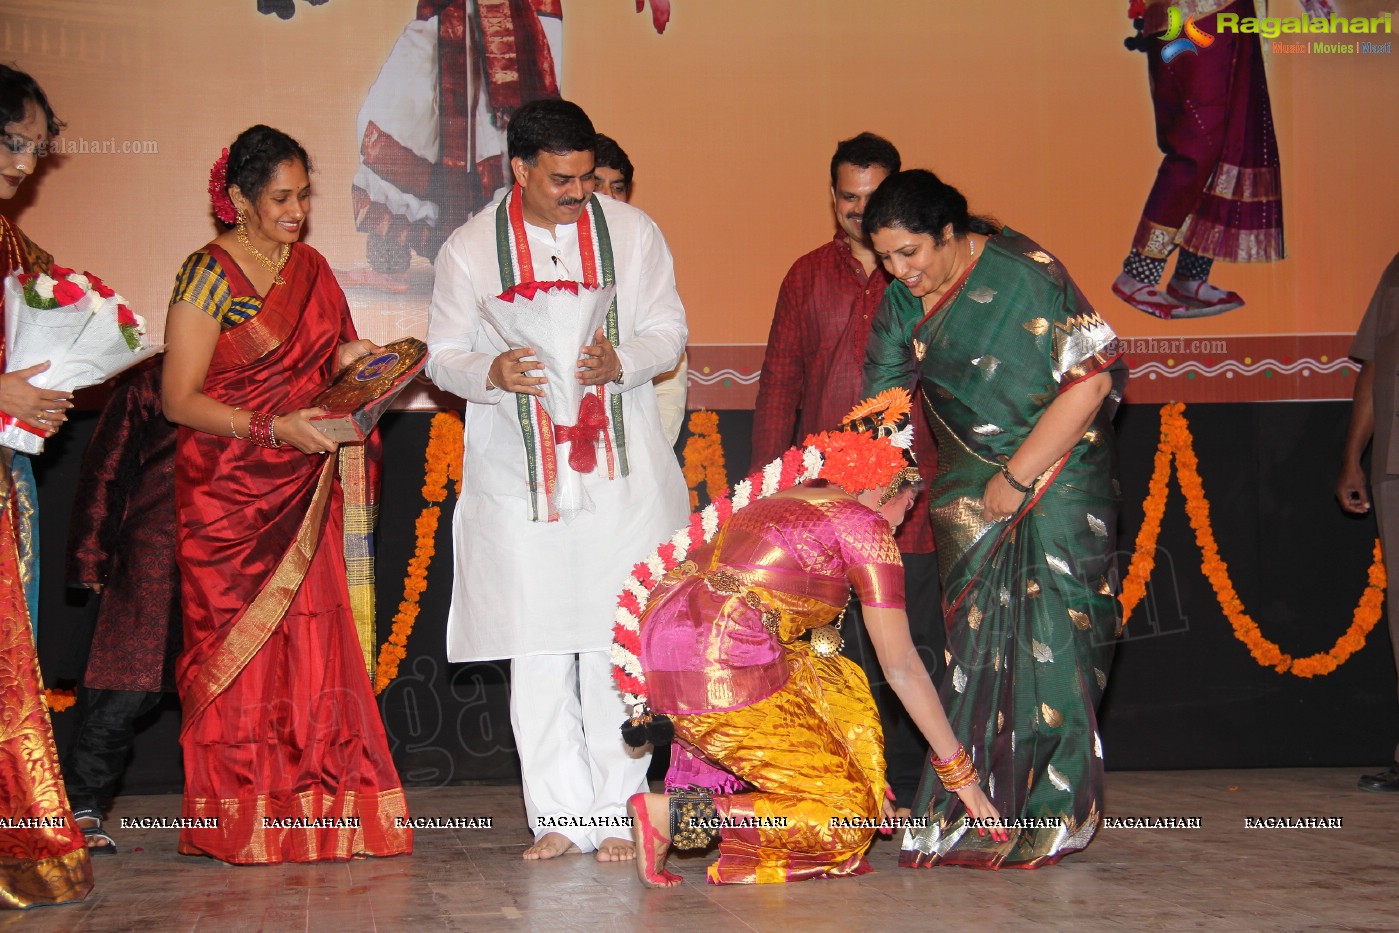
[2,0,1396,406]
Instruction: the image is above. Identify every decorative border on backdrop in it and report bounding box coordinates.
[681,336,1359,409]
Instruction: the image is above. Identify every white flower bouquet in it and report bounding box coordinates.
[1,265,160,453]
[479,280,616,523]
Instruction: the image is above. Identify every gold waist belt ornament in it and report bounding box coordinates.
[673,562,845,658]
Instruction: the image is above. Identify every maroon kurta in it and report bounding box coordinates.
[66,357,179,692]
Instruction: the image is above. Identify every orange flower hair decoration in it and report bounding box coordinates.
[803,387,917,496]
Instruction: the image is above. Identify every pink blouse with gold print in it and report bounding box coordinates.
[639,485,905,716]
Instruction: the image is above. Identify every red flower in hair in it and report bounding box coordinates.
[208,148,237,225]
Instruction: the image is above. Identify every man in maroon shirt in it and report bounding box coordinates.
[751,133,944,814]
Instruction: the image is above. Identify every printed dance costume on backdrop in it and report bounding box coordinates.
[1115,0,1286,319]
[171,242,410,863]
[350,0,562,278]
[866,229,1127,868]
[0,214,93,907]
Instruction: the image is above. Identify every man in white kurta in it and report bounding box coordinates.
[425,99,689,861]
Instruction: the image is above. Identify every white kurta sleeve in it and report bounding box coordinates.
[611,214,687,391]
[425,230,506,404]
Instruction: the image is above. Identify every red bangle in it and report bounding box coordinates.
[247,411,282,449]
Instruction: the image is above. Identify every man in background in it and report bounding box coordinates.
[62,359,180,852]
[750,132,943,814]
[594,132,687,447]
[1336,251,1399,793]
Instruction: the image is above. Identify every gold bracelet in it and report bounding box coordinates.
[230,407,243,439]
[931,745,971,772]
[942,767,981,792]
[485,372,498,391]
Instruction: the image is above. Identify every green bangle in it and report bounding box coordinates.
[1000,463,1032,493]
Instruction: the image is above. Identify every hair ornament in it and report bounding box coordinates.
[208,147,236,225]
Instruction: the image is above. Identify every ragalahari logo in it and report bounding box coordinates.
[1161,7,1214,62]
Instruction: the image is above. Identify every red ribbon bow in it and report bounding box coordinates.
[553,392,608,474]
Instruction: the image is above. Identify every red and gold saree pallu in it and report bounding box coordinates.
[0,453,93,908]
[674,646,886,885]
[0,217,92,908]
[865,229,1126,869]
[175,244,409,864]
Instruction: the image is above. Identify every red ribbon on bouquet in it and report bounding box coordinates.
[0,412,45,438]
[553,392,609,474]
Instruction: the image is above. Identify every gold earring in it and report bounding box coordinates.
[235,208,247,234]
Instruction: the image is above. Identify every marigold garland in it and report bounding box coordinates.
[44,688,76,712]
[1120,402,1386,677]
[373,411,464,694]
[681,409,728,509]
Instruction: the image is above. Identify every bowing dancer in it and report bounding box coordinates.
[618,390,1004,886]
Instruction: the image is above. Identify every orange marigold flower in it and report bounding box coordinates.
[1121,403,1385,678]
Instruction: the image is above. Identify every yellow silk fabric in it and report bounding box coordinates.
[674,643,887,884]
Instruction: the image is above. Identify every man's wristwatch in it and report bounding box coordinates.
[612,366,624,386]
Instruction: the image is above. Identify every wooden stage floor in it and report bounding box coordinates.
[5,768,1396,933]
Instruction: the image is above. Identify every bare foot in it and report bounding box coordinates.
[595,836,636,862]
[522,831,581,860]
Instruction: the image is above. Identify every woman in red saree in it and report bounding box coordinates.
[0,64,91,908]
[162,126,410,864]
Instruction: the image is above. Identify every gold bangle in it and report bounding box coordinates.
[230,407,243,439]
[943,767,980,792]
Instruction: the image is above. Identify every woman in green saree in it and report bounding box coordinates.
[861,170,1126,869]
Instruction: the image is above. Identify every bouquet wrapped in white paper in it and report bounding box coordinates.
[2,266,160,454]
[479,280,617,523]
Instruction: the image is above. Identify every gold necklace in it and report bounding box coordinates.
[236,223,289,286]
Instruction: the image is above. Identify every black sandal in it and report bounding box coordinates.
[72,809,117,855]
